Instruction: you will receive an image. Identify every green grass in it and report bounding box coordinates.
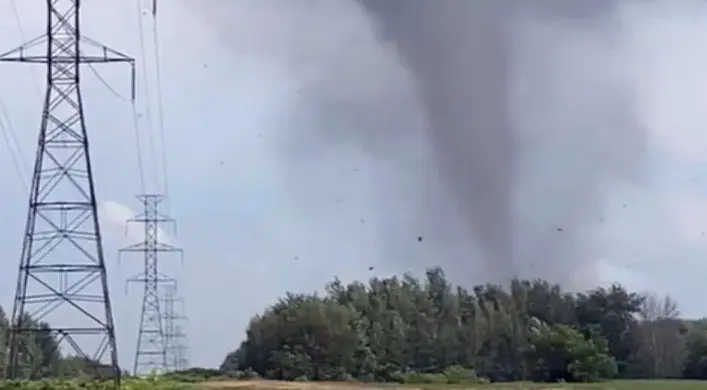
[0,377,193,389]
[2,378,706,389]
[411,381,707,390]
[464,380,704,389]
[196,380,707,390]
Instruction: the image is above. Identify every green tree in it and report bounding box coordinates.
[527,322,616,382]
[242,293,359,380]
[682,322,707,379]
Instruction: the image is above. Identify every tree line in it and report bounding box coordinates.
[0,307,115,379]
[4,267,707,383]
[219,267,707,383]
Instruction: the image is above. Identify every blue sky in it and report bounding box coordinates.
[3,0,707,371]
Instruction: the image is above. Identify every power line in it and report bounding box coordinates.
[87,63,132,102]
[85,61,147,194]
[134,0,160,192]
[151,18,171,202]
[0,119,26,190]
[0,101,28,175]
[8,0,41,96]
[4,0,37,191]
[124,0,172,205]
[0,100,28,189]
[131,102,147,194]
[0,0,133,385]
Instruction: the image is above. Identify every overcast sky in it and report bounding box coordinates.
[3,0,707,370]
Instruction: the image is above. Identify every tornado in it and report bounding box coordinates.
[194,0,650,288]
[356,0,649,286]
[357,1,518,281]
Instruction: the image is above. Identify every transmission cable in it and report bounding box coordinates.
[87,63,132,102]
[9,0,41,97]
[134,0,160,193]
[130,101,147,194]
[151,13,171,202]
[87,59,147,194]
[0,100,28,191]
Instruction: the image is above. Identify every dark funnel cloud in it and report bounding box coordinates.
[193,0,648,288]
[357,0,647,287]
[357,0,517,281]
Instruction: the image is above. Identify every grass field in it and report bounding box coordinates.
[195,380,707,390]
[3,378,707,389]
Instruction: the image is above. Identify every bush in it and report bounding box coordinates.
[405,372,445,384]
[442,365,479,384]
[0,377,193,389]
[240,368,260,379]
[389,370,461,384]
[527,324,617,383]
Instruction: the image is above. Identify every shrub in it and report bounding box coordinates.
[0,377,193,389]
[442,365,479,384]
[527,323,617,383]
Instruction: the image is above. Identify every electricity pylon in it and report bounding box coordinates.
[119,194,183,375]
[0,0,134,385]
[173,324,190,371]
[162,284,189,371]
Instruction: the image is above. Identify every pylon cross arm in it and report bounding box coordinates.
[0,35,133,64]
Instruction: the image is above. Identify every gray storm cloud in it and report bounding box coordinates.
[193,0,650,288]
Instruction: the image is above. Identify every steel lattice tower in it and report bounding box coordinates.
[0,0,133,383]
[173,324,189,370]
[120,194,182,375]
[162,284,189,371]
